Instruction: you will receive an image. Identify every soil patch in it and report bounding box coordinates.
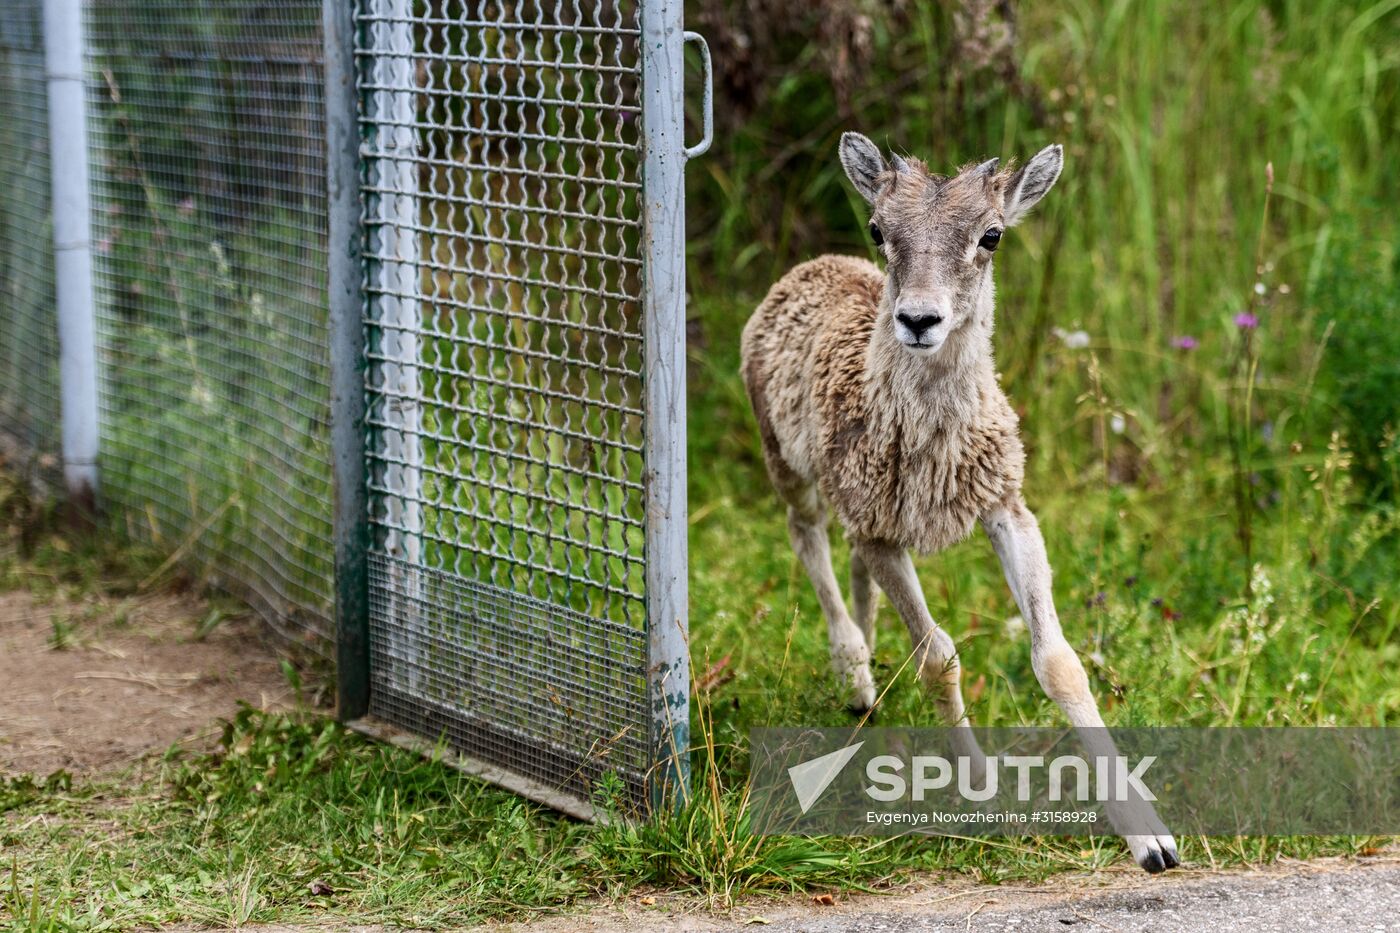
[0,588,293,776]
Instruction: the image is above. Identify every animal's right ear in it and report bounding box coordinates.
[839,132,890,204]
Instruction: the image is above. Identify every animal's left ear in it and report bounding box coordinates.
[1003,144,1063,226]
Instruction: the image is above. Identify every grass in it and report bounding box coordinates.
[4,0,1400,927]
[1,706,1392,928]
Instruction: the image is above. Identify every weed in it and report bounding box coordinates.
[46,615,76,651]
[0,773,71,814]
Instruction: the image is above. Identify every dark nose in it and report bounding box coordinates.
[896,311,943,337]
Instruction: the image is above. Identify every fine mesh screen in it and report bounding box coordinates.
[359,0,652,805]
[0,0,61,479]
[85,0,334,650]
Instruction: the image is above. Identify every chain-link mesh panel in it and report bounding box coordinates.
[85,1,334,650]
[0,0,61,478]
[359,0,651,805]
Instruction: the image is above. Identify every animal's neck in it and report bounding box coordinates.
[863,285,996,449]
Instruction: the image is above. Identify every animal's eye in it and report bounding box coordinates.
[978,228,1002,252]
[869,222,884,247]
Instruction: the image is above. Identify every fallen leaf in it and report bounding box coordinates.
[745,917,771,925]
[308,880,333,896]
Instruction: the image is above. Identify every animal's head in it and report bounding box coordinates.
[839,132,1063,355]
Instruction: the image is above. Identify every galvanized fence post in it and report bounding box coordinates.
[325,0,371,720]
[641,0,704,811]
[367,0,424,692]
[42,0,99,509]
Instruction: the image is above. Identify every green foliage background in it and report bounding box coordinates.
[679,0,1400,736]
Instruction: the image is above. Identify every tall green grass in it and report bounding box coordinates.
[676,0,1400,890]
[683,0,1400,728]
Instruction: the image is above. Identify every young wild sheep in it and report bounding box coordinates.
[740,133,1178,873]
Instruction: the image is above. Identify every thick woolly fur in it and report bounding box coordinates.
[741,164,1027,554]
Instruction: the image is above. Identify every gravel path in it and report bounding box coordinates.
[482,860,1400,933]
[754,862,1400,932]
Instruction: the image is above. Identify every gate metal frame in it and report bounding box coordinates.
[324,0,710,816]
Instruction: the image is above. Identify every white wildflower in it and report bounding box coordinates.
[1052,327,1091,350]
[1250,564,1274,607]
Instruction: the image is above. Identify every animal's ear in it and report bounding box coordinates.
[1003,144,1063,226]
[839,132,890,204]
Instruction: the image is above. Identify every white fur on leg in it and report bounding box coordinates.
[982,497,1179,874]
[787,505,878,711]
[830,626,877,712]
[853,541,987,767]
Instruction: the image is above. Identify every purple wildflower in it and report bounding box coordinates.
[1171,335,1198,350]
[1234,312,1259,329]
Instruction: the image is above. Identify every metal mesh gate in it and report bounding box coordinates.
[0,0,60,478]
[340,0,700,812]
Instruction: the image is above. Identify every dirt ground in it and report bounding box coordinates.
[0,587,293,776]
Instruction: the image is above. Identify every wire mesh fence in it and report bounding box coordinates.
[85,0,335,650]
[0,0,61,480]
[0,0,693,814]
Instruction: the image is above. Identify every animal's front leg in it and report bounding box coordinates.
[851,540,987,771]
[982,496,1179,874]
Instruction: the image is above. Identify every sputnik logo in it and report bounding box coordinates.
[788,741,864,814]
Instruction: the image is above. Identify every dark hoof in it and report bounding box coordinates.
[1139,849,1167,874]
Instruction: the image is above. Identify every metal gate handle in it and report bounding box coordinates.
[683,31,712,160]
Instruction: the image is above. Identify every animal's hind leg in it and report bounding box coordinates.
[849,549,878,652]
[786,494,877,712]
